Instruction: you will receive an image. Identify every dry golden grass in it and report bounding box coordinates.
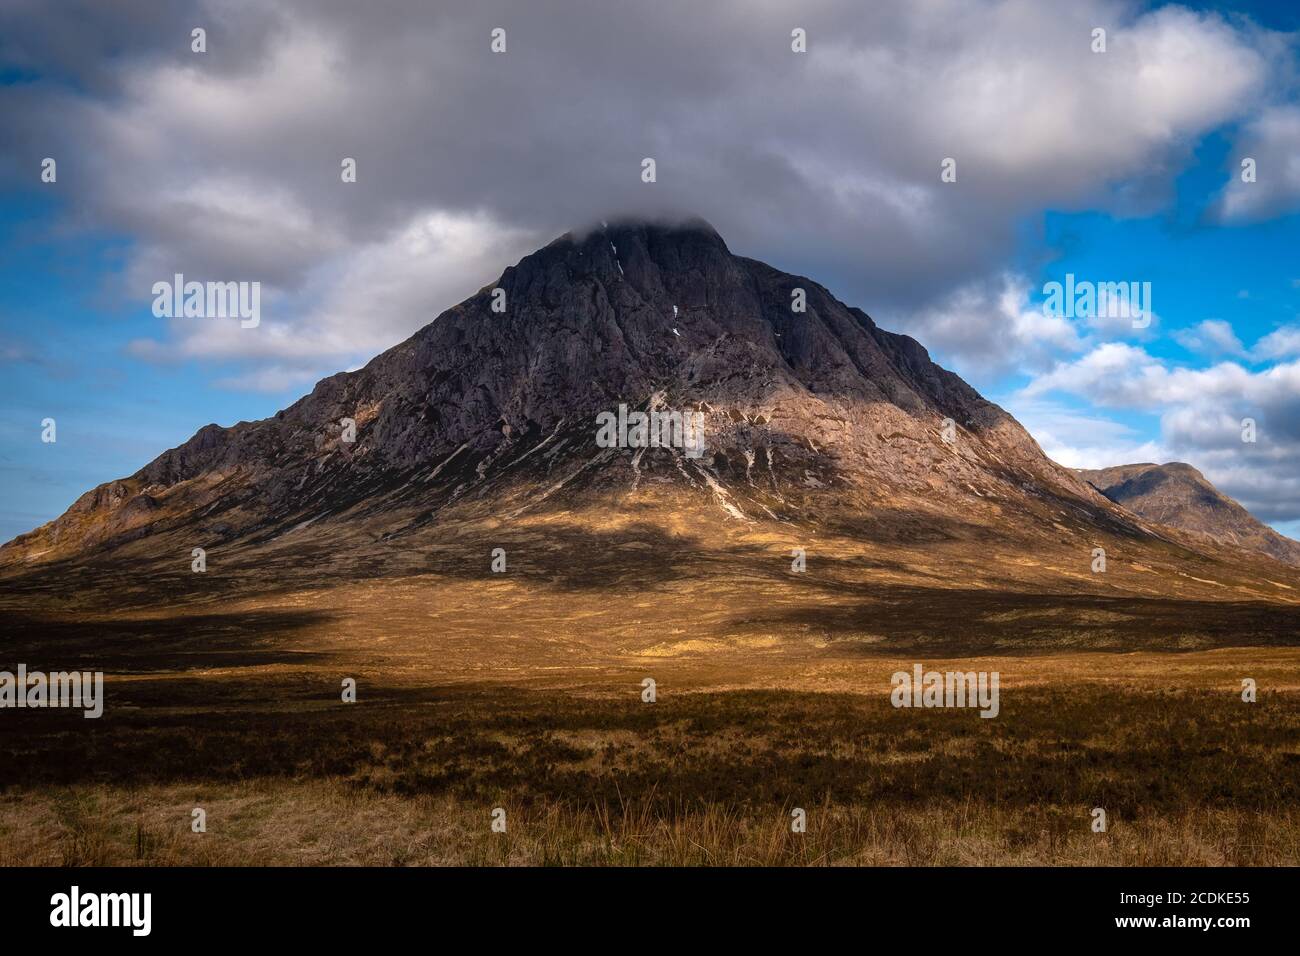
[2,673,1298,866]
[3,781,1296,867]
[4,506,1300,866]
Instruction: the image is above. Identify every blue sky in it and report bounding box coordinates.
[3,0,1300,542]
[981,125,1300,537]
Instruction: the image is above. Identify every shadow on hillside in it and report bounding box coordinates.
[3,503,1298,656]
[0,505,1032,606]
[0,608,338,673]
[746,584,1300,653]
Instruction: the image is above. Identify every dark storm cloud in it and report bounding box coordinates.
[0,0,1284,369]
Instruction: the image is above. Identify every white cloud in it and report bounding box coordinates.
[213,365,326,394]
[127,209,543,377]
[1252,323,1300,360]
[1022,344,1300,520]
[1023,343,1271,408]
[1003,397,1166,470]
[1217,104,1300,222]
[1174,318,1245,357]
[903,273,1088,378]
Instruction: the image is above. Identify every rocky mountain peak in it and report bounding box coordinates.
[4,217,1114,566]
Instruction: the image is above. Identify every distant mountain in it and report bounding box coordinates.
[1079,462,1300,567]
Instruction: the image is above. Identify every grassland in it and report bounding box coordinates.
[3,507,1299,866]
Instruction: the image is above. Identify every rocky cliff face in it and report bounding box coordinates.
[1080,462,1300,567]
[4,218,1122,566]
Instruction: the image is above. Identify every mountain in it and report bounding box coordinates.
[1079,462,1300,567]
[6,215,1300,624]
[2,217,1121,564]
